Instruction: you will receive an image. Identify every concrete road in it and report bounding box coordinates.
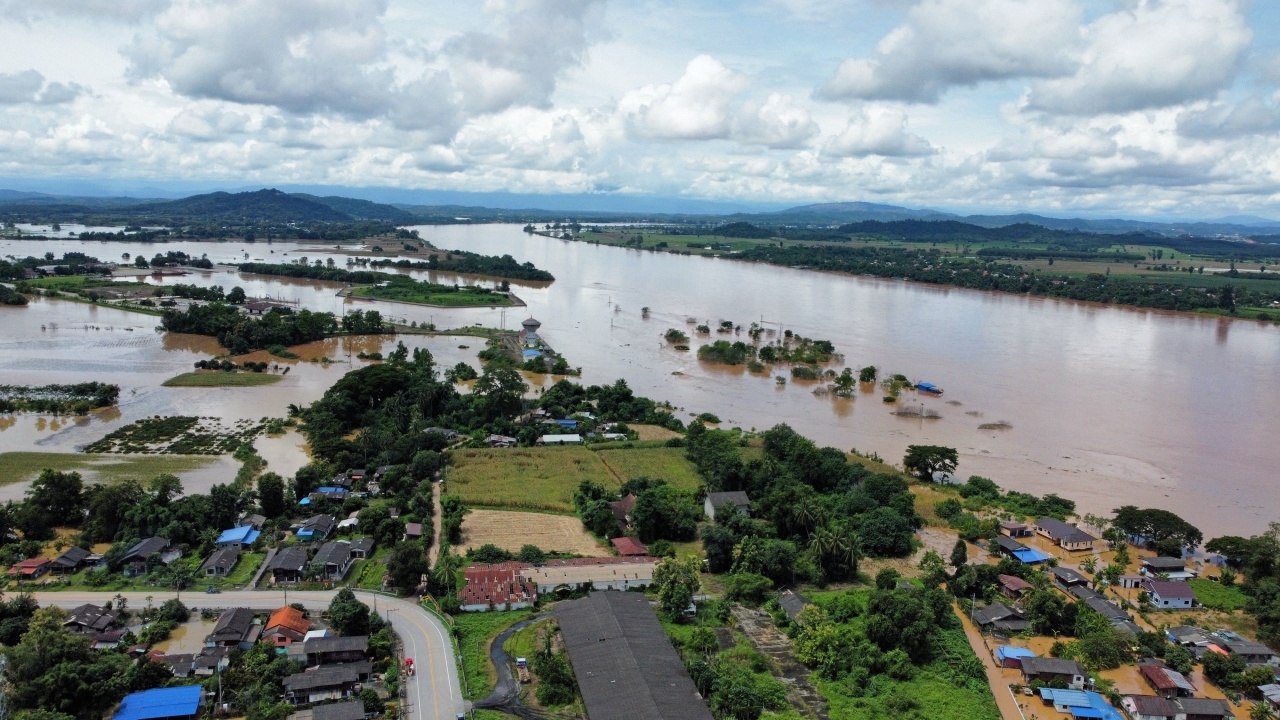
[32,589,464,720]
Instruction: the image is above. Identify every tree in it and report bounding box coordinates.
[857,507,914,558]
[359,688,384,715]
[1252,700,1277,720]
[328,589,371,636]
[902,445,958,481]
[950,539,968,570]
[227,286,247,304]
[146,474,182,506]
[257,472,286,519]
[23,469,86,534]
[155,599,190,624]
[654,556,701,618]
[386,542,429,594]
[473,365,528,420]
[1203,651,1246,689]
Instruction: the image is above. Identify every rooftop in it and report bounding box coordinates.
[1124,695,1178,717]
[1022,657,1086,677]
[998,574,1033,592]
[1142,556,1187,570]
[266,606,310,636]
[1143,580,1196,599]
[1037,517,1097,544]
[269,546,309,572]
[215,525,260,545]
[1139,664,1196,693]
[113,686,202,720]
[556,592,714,720]
[706,491,750,509]
[199,546,240,574]
[311,700,366,720]
[778,590,811,622]
[611,537,648,556]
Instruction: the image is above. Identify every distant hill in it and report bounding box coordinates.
[291,193,417,223]
[129,189,352,222]
[762,201,956,224]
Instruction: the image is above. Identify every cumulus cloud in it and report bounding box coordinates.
[124,0,602,140]
[820,0,1081,103]
[1026,0,1252,115]
[823,107,933,157]
[0,70,85,105]
[167,105,252,140]
[621,55,748,140]
[1177,96,1280,139]
[0,0,169,23]
[732,93,818,148]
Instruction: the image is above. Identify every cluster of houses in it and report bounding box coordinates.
[111,605,375,720]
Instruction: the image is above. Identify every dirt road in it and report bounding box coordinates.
[952,604,1026,720]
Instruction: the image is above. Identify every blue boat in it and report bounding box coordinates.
[917,382,943,395]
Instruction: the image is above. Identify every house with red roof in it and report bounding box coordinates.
[997,574,1033,600]
[611,537,648,557]
[460,562,538,613]
[263,606,311,647]
[7,557,51,580]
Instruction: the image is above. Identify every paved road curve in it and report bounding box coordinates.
[32,590,465,720]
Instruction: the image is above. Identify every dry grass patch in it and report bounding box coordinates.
[595,447,702,491]
[448,446,616,512]
[459,509,608,556]
[629,424,682,442]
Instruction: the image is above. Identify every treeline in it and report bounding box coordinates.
[1205,522,1280,649]
[368,251,555,281]
[79,229,171,242]
[739,244,1280,313]
[976,247,1146,261]
[0,284,26,306]
[0,382,120,414]
[160,303,340,355]
[1,252,109,279]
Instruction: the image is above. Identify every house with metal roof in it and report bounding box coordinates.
[64,603,117,634]
[349,537,375,559]
[1036,688,1124,720]
[7,557,51,580]
[269,546,310,584]
[1219,639,1279,667]
[996,646,1036,668]
[1121,695,1178,720]
[1174,697,1233,720]
[295,636,369,666]
[1258,683,1280,711]
[998,574,1034,600]
[288,700,366,720]
[972,602,1029,633]
[1139,664,1196,698]
[556,591,714,720]
[206,607,260,650]
[1036,518,1097,551]
[1021,657,1089,689]
[1053,566,1090,589]
[310,541,352,581]
[295,515,334,541]
[1142,579,1195,609]
[704,491,751,521]
[200,546,241,577]
[122,537,174,577]
[49,546,92,574]
[283,665,363,705]
[1141,556,1194,580]
[113,686,203,720]
[215,524,261,548]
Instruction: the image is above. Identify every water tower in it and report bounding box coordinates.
[521,317,542,347]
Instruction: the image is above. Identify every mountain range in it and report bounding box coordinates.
[1,188,1277,237]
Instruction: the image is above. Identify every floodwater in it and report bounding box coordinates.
[2,227,1278,536]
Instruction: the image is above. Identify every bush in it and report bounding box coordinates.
[724,573,774,604]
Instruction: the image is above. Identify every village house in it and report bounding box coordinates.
[7,557,51,580]
[996,646,1037,669]
[1052,566,1090,590]
[49,546,93,574]
[999,521,1033,538]
[112,686,203,720]
[349,537,375,560]
[63,603,117,634]
[1122,695,1179,720]
[703,491,751,521]
[1143,579,1196,609]
[121,537,175,577]
[1218,639,1279,667]
[1035,518,1097,551]
[1139,664,1196,698]
[283,665,363,705]
[1166,626,1213,649]
[263,606,311,647]
[295,515,334,541]
[239,514,266,531]
[200,545,241,577]
[215,524,260,548]
[538,433,582,445]
[1020,657,1089,690]
[1141,556,1195,580]
[205,608,260,650]
[486,434,518,448]
[611,537,648,557]
[994,535,1051,565]
[1258,683,1280,712]
[997,574,1033,601]
[268,546,310,584]
[288,700,366,720]
[310,541,353,581]
[294,636,369,666]
[1175,698,1234,720]
[403,522,423,541]
[610,494,637,532]
[972,602,1029,634]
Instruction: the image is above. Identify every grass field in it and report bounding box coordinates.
[452,609,532,699]
[595,447,702,489]
[162,372,283,387]
[448,446,703,512]
[459,509,608,556]
[1188,578,1249,612]
[351,547,389,590]
[0,451,215,486]
[350,284,514,307]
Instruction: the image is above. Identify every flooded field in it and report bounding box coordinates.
[3,225,1279,536]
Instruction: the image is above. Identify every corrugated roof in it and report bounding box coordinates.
[611,537,648,556]
[1144,580,1195,600]
[311,700,365,720]
[556,592,714,720]
[113,686,202,720]
[996,646,1037,661]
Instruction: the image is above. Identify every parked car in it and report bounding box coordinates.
[205,586,221,594]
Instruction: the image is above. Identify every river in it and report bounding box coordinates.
[2,227,1277,537]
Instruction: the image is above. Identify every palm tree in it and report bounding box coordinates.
[1252,702,1276,720]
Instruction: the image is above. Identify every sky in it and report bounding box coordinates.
[1,0,1279,218]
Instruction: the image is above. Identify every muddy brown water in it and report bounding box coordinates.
[3,226,1279,537]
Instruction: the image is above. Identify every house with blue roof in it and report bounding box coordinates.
[215,525,260,548]
[113,686,202,720]
[1037,688,1123,720]
[995,646,1036,668]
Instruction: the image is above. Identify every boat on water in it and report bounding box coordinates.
[917,382,944,395]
